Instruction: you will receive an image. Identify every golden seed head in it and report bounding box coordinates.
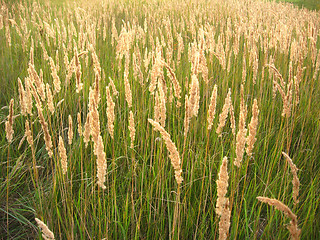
[216,157,229,216]
[106,86,115,138]
[257,197,300,240]
[35,218,55,240]
[207,84,218,130]
[282,152,300,205]
[68,115,73,145]
[128,111,135,149]
[77,112,82,136]
[216,89,232,137]
[25,120,33,146]
[246,99,259,157]
[5,99,14,143]
[148,119,183,185]
[18,78,27,116]
[58,136,68,175]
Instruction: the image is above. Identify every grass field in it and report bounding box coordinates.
[278,0,320,10]
[0,0,319,239]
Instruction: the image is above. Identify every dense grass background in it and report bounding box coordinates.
[278,0,320,10]
[0,0,319,239]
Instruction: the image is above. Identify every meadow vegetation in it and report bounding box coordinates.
[0,0,319,239]
[277,0,320,11]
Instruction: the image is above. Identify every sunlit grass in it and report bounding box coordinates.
[0,0,319,239]
[277,0,320,10]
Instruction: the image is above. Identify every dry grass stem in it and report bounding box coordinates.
[148,119,183,185]
[108,77,119,96]
[106,86,115,138]
[257,197,301,240]
[229,102,236,136]
[216,89,231,137]
[86,86,107,189]
[25,120,33,146]
[267,64,286,88]
[129,111,135,149]
[5,99,14,143]
[29,42,34,65]
[83,112,91,147]
[246,99,259,157]
[124,58,133,108]
[77,112,82,136]
[149,46,163,94]
[133,51,144,86]
[74,46,83,93]
[94,72,101,105]
[242,57,246,83]
[66,57,75,87]
[24,77,33,115]
[36,105,53,157]
[162,60,181,100]
[188,74,200,117]
[90,45,101,77]
[154,92,161,123]
[49,57,61,94]
[158,80,167,127]
[234,101,247,167]
[184,95,190,137]
[68,115,73,145]
[58,136,68,175]
[216,156,229,215]
[90,101,101,144]
[29,81,42,108]
[268,64,292,117]
[28,63,46,101]
[282,152,300,205]
[207,85,217,130]
[313,50,320,80]
[18,78,26,116]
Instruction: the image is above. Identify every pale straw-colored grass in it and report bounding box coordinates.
[282,152,300,205]
[207,84,217,130]
[216,89,231,137]
[58,136,68,175]
[68,115,73,145]
[5,99,14,143]
[246,99,259,157]
[35,218,55,240]
[148,119,183,185]
[257,197,301,240]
